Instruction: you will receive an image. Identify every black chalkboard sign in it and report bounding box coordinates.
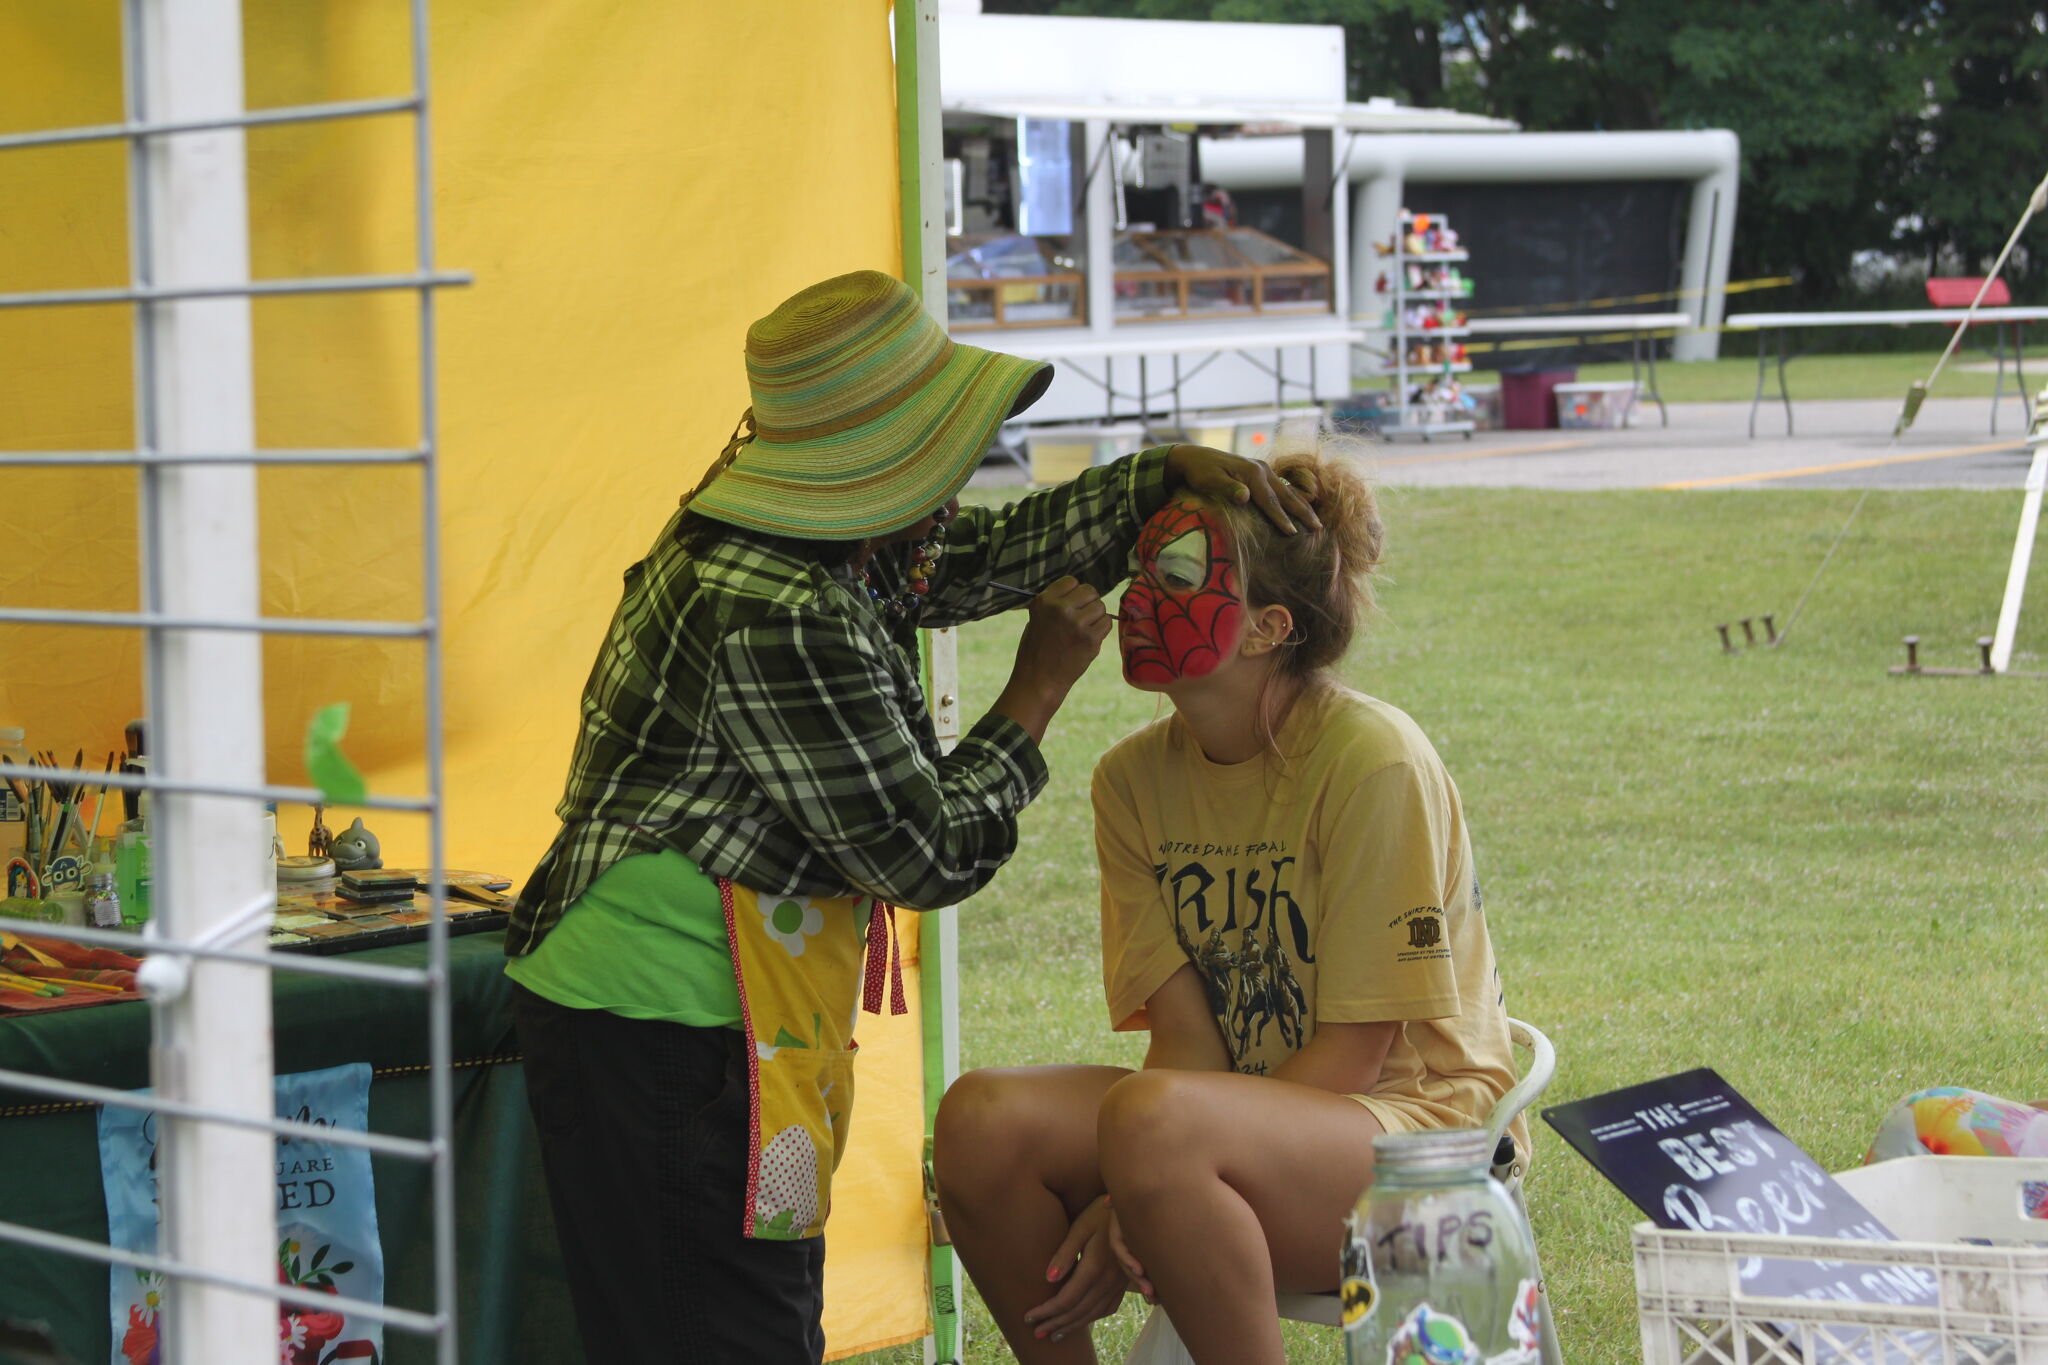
[1543,1068,1938,1361]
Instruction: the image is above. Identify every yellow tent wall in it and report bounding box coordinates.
[0,2,930,1356]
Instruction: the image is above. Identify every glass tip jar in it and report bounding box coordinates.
[1342,1127,1544,1365]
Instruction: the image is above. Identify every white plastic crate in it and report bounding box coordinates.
[1635,1158,2048,1365]
[1556,379,1638,429]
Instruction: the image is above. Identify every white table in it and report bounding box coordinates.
[1723,308,2048,437]
[1464,312,1692,426]
[988,322,1366,444]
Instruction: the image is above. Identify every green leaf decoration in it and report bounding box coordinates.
[305,703,368,805]
[330,1260,354,1275]
[772,1026,807,1049]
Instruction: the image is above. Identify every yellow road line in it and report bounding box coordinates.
[1658,440,2024,489]
[1376,438,1584,467]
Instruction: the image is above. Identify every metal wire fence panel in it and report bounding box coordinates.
[0,1,468,1360]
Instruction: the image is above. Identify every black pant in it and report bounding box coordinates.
[512,984,825,1364]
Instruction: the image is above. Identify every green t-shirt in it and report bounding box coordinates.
[504,848,741,1027]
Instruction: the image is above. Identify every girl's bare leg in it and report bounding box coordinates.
[935,1065,1131,1363]
[1096,1069,1381,1365]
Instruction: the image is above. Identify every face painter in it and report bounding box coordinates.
[500,269,1316,1363]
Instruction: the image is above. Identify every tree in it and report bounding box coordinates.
[981,0,2041,293]
[1902,1,2048,285]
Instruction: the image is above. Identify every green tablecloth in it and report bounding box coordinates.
[0,931,582,1364]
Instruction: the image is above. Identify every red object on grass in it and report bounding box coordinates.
[1501,368,1578,429]
[1925,276,2012,314]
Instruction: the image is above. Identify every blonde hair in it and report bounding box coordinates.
[1201,439,1385,688]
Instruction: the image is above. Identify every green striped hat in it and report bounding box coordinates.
[688,270,1053,539]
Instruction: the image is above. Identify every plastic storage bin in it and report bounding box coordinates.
[1634,1156,2048,1365]
[1022,422,1148,485]
[1465,383,1502,432]
[1157,408,1320,459]
[1500,368,1577,429]
[1332,392,1393,433]
[1555,380,1638,430]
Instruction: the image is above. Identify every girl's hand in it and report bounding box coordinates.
[1022,1197,1131,1343]
[1105,1200,1154,1303]
[1163,443,1322,534]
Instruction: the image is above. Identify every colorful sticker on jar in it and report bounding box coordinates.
[1339,1211,1378,1329]
[1383,1302,1477,1365]
[1496,1276,1543,1362]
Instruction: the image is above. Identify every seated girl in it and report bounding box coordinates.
[934,448,1526,1364]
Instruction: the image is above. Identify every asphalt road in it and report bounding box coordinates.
[1361,397,2036,492]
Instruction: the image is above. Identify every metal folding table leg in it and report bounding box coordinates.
[1639,331,1668,427]
[1748,331,1766,438]
[1992,324,2007,435]
[1775,327,1795,436]
[2017,323,2033,426]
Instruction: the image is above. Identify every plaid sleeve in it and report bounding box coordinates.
[708,604,1048,910]
[919,445,1174,625]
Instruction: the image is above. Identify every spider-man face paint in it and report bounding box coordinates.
[1119,501,1244,685]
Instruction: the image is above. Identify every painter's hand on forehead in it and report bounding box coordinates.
[1161,444,1322,536]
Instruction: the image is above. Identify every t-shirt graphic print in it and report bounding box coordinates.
[1095,688,1522,1136]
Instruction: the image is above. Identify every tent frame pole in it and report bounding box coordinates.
[899,3,965,1360]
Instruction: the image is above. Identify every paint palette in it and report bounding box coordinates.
[270,867,512,955]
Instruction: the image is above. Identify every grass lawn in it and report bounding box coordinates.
[1571,347,2040,403]
[853,481,2046,1364]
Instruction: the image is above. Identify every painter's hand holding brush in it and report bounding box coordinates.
[990,576,1114,743]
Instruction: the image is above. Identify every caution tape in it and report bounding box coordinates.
[1462,331,1683,355]
[1456,276,1792,319]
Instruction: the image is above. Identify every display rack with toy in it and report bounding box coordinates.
[1376,210,1476,440]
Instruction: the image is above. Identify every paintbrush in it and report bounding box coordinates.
[85,751,116,849]
[987,580,1122,622]
[38,750,84,866]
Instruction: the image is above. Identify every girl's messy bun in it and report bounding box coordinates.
[1211,438,1384,683]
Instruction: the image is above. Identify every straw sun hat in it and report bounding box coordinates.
[687,270,1053,540]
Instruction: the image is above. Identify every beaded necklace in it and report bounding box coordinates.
[860,510,950,619]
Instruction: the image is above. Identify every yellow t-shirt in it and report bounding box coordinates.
[1093,687,1523,1141]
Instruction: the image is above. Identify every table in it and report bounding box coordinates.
[990,322,1367,449]
[0,932,579,1365]
[1723,308,2048,437]
[1464,313,1693,427]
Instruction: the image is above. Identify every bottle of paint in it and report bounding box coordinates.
[84,837,122,930]
[115,758,153,928]
[0,726,27,867]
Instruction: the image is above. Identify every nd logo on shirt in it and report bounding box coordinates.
[1152,839,1314,1072]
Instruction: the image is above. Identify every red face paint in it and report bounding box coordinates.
[1119,501,1244,685]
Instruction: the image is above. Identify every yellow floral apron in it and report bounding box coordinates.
[719,880,905,1241]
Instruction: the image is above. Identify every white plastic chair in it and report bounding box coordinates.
[1123,1018,1562,1365]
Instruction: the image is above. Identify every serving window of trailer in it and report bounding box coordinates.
[944,116,1086,330]
[943,119,1336,332]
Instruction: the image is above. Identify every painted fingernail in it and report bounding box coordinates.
[1047,1264,1062,1282]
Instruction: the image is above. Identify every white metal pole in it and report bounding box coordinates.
[1989,435,2047,673]
[1083,119,1115,339]
[133,0,277,1358]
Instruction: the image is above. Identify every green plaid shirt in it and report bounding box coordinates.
[507,448,1173,955]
